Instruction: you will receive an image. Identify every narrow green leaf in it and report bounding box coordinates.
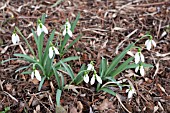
[52,66,61,89]
[15,27,35,57]
[38,76,46,91]
[14,54,37,63]
[71,12,80,32]
[21,71,32,75]
[43,30,55,66]
[15,64,32,73]
[99,57,107,77]
[105,43,134,76]
[1,58,20,64]
[125,63,154,70]
[100,87,116,96]
[63,34,82,54]
[60,61,74,80]
[56,89,62,106]
[54,56,79,68]
[41,13,46,24]
[75,64,86,85]
[110,57,134,77]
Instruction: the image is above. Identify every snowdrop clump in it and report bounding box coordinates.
[134,34,156,76]
[83,62,102,85]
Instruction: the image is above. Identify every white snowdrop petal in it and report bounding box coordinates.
[135,66,139,73]
[16,34,20,42]
[151,40,156,47]
[140,53,145,62]
[54,47,60,55]
[96,74,102,84]
[49,47,54,59]
[37,25,42,36]
[90,75,95,85]
[62,29,66,36]
[42,24,48,34]
[146,40,152,51]
[128,91,133,98]
[135,52,140,64]
[87,64,94,71]
[67,29,73,37]
[31,71,34,79]
[140,66,145,76]
[145,40,149,46]
[35,70,41,81]
[83,74,89,83]
[12,34,17,44]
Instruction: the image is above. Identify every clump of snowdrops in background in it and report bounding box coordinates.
[3,12,157,108]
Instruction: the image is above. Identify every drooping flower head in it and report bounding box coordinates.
[49,42,59,59]
[83,72,89,83]
[126,85,136,99]
[37,19,48,36]
[145,35,156,51]
[63,19,72,37]
[31,64,41,81]
[12,29,20,44]
[135,63,145,76]
[134,48,145,64]
[90,71,102,85]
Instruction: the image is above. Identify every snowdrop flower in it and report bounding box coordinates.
[49,46,60,59]
[37,19,48,36]
[31,70,41,81]
[63,19,72,37]
[135,64,145,76]
[145,38,156,51]
[134,49,145,64]
[83,73,89,83]
[90,72,102,85]
[12,32,20,44]
[87,63,94,71]
[126,86,136,99]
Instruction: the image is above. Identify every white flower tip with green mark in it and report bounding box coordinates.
[31,70,41,81]
[12,33,20,44]
[145,39,156,51]
[83,74,89,83]
[37,23,48,36]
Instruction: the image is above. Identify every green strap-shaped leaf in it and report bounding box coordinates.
[14,54,37,63]
[99,57,107,77]
[105,43,134,76]
[43,30,55,66]
[54,56,79,68]
[56,89,62,106]
[100,87,116,96]
[38,76,46,91]
[110,57,134,77]
[60,61,75,80]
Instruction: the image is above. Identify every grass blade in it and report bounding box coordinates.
[14,54,37,63]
